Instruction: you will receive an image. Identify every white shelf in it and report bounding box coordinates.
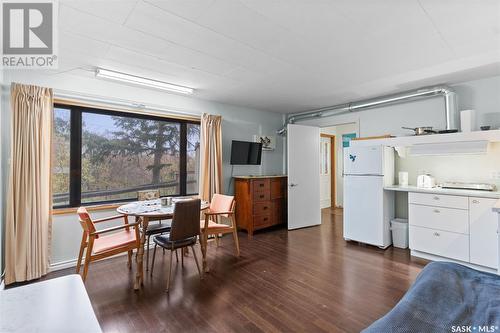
[351,129,500,147]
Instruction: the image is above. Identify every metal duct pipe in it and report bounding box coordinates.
[277,85,458,135]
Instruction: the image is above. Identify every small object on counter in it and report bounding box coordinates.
[480,125,491,131]
[460,109,476,132]
[417,174,436,188]
[402,126,435,136]
[398,171,409,186]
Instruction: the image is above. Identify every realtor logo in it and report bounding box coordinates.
[1,0,58,68]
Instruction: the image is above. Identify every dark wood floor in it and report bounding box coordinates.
[46,208,426,333]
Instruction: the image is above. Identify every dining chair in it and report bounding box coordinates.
[76,207,141,281]
[150,199,203,292]
[137,190,173,271]
[199,194,240,270]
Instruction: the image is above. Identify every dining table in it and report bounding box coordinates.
[117,198,209,290]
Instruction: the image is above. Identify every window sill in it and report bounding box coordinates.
[52,203,123,216]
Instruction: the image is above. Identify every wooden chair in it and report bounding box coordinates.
[76,207,140,281]
[150,199,203,292]
[137,190,172,271]
[199,194,240,270]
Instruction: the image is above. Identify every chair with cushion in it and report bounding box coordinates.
[76,207,140,281]
[137,190,172,271]
[150,199,203,292]
[199,194,240,271]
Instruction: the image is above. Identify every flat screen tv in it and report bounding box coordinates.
[230,140,262,165]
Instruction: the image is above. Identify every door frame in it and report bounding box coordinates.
[320,133,336,208]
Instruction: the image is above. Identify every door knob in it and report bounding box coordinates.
[289,183,298,187]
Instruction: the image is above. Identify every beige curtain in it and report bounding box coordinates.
[5,83,53,285]
[198,113,222,202]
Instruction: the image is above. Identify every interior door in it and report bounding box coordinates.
[287,124,321,230]
[319,136,331,208]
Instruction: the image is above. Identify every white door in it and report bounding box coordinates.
[287,124,321,230]
[320,136,331,209]
[469,197,498,269]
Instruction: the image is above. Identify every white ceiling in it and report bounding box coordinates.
[31,0,500,113]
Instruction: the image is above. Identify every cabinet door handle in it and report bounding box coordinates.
[433,232,440,237]
[433,209,440,213]
[472,199,479,204]
[433,196,440,200]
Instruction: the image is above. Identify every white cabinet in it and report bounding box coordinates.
[409,192,498,270]
[469,197,498,269]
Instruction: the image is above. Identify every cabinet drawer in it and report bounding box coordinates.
[253,191,270,201]
[409,226,469,262]
[253,201,272,215]
[253,214,273,228]
[409,204,469,234]
[409,192,468,209]
[253,179,270,192]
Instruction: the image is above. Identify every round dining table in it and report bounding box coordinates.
[117,198,209,290]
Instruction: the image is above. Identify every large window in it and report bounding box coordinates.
[52,104,200,208]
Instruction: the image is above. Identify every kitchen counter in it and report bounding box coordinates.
[384,185,500,199]
[233,175,287,179]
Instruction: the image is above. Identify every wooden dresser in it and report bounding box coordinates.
[234,175,287,237]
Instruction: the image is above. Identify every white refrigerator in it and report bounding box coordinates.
[343,145,395,248]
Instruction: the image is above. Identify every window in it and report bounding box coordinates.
[52,104,200,208]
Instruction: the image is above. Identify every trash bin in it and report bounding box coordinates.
[391,218,409,249]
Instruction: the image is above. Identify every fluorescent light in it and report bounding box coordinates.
[95,68,194,94]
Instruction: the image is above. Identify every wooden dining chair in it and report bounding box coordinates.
[199,194,240,270]
[137,190,173,271]
[150,199,203,292]
[76,207,141,282]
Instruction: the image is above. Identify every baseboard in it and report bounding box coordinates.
[410,250,498,274]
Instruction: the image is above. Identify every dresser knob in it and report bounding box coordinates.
[433,232,440,237]
[260,195,264,198]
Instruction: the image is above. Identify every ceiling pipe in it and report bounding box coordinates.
[277,85,458,135]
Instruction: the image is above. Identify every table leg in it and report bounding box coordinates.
[134,216,149,290]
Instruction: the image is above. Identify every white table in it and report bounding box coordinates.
[0,275,102,333]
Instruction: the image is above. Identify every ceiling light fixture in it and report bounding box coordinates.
[95,68,194,95]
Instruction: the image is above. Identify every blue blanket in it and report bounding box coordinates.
[363,262,500,333]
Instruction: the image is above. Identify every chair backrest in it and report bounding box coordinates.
[77,207,96,236]
[170,199,201,242]
[137,189,160,201]
[209,194,235,218]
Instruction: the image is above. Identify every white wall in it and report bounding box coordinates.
[1,70,286,269]
[302,75,500,217]
[300,75,500,136]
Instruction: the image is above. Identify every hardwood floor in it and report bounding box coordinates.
[46,208,426,333]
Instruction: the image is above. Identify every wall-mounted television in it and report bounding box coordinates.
[230,140,262,165]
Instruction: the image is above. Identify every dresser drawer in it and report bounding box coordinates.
[409,204,469,234]
[409,192,468,210]
[253,214,273,228]
[252,179,270,192]
[409,226,469,262]
[253,201,272,215]
[253,191,270,201]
